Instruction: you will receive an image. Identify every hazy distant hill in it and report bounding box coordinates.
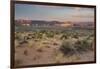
[15,19,94,29]
[72,22,94,29]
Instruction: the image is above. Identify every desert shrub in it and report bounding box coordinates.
[60,30,67,34]
[31,36,35,39]
[46,32,54,38]
[15,34,22,41]
[74,40,84,53]
[74,39,92,53]
[24,36,31,40]
[82,40,92,50]
[90,33,94,37]
[39,30,47,34]
[36,33,43,39]
[34,39,39,42]
[53,42,58,45]
[26,34,35,39]
[28,33,32,36]
[60,34,68,40]
[19,40,28,45]
[86,35,92,40]
[42,41,49,44]
[55,31,59,35]
[15,36,20,40]
[32,32,37,38]
[59,41,75,56]
[72,34,79,39]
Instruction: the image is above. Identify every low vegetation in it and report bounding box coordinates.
[59,41,75,56]
[15,29,94,66]
[60,37,93,56]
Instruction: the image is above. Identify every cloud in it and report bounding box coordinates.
[71,15,94,18]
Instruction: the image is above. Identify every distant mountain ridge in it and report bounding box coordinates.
[15,19,94,29]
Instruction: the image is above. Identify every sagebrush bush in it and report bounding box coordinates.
[73,35,79,39]
[60,38,93,56]
[40,30,47,34]
[74,39,92,53]
[59,41,75,56]
[60,34,68,40]
[19,40,28,45]
[15,34,22,41]
[46,32,54,38]
[36,33,43,39]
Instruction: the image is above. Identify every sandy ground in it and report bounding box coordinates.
[15,37,95,67]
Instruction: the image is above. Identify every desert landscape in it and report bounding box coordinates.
[14,25,95,67]
[14,3,95,67]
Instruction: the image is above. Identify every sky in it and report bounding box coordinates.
[15,4,94,22]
